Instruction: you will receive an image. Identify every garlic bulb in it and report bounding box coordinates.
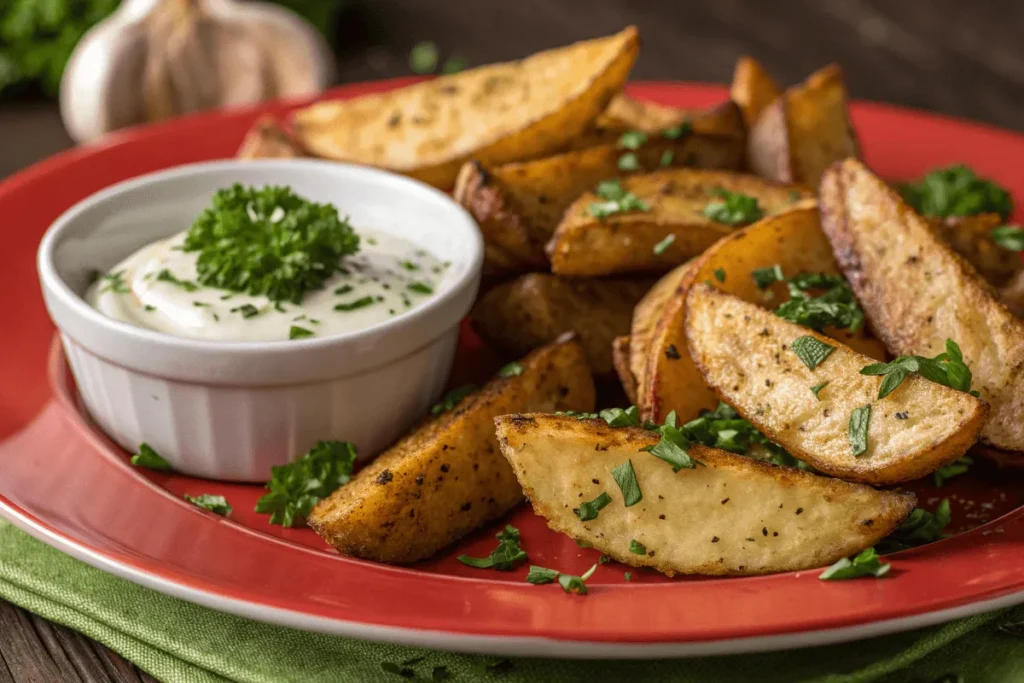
[60,0,334,143]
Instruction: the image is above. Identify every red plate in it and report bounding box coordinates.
[2,81,1024,658]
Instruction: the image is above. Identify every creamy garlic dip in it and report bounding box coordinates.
[87,229,448,342]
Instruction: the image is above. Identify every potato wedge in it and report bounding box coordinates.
[308,338,595,564]
[548,169,815,276]
[640,207,887,423]
[928,214,1021,287]
[748,64,859,188]
[730,56,782,129]
[577,98,746,147]
[471,274,652,375]
[291,28,639,188]
[496,414,916,576]
[237,117,307,159]
[820,158,1024,453]
[684,284,988,484]
[612,336,637,403]
[628,261,697,400]
[454,131,745,275]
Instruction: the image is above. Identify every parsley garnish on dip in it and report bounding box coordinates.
[86,185,448,341]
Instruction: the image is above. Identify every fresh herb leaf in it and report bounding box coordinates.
[860,339,976,398]
[752,265,785,289]
[183,185,359,304]
[557,564,597,595]
[526,565,560,584]
[156,269,199,292]
[334,296,376,312]
[991,225,1024,252]
[576,492,612,521]
[184,494,232,516]
[900,165,1013,220]
[100,270,130,294]
[611,460,642,506]
[702,188,764,226]
[289,325,314,340]
[457,525,528,571]
[407,282,434,295]
[624,572,632,581]
[878,499,952,553]
[617,130,648,150]
[440,56,467,75]
[598,405,642,427]
[819,547,890,580]
[431,385,476,415]
[130,443,171,470]
[642,423,699,471]
[792,336,836,370]
[713,268,726,282]
[934,456,973,487]
[774,273,864,332]
[255,441,358,527]
[849,405,871,456]
[498,362,523,377]
[662,122,692,140]
[653,234,676,255]
[629,539,646,555]
[334,284,354,295]
[409,41,439,73]
[230,303,260,319]
[660,150,674,167]
[617,152,639,171]
[810,382,829,400]
[588,179,650,218]
[596,179,626,200]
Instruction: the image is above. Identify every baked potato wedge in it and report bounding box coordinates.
[576,98,746,147]
[640,207,887,423]
[820,158,1024,453]
[748,64,859,188]
[547,169,815,276]
[454,130,745,275]
[612,336,637,403]
[237,117,307,159]
[730,56,782,129]
[291,27,639,188]
[471,274,652,375]
[496,414,916,576]
[684,284,988,484]
[308,337,595,564]
[928,214,1021,287]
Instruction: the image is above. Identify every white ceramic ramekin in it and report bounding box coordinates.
[38,159,483,481]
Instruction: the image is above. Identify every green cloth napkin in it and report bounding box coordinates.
[1,520,1022,683]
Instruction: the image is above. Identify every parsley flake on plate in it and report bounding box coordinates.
[702,188,764,226]
[819,547,890,580]
[526,565,560,585]
[184,494,232,516]
[457,525,528,570]
[255,440,358,527]
[130,443,171,471]
[558,563,597,595]
[934,457,973,487]
[791,336,836,370]
[899,164,1012,220]
[431,385,476,415]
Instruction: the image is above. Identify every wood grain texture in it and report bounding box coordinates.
[1,0,1022,679]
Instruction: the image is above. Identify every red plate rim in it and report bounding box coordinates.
[2,80,1024,658]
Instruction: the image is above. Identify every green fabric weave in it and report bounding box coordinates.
[1,520,1022,683]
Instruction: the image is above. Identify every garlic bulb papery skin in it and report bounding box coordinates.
[60,0,334,143]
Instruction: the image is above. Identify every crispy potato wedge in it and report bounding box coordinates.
[454,131,745,275]
[291,28,639,188]
[730,56,782,129]
[748,64,859,188]
[308,338,595,564]
[236,117,307,159]
[820,158,1024,453]
[496,414,916,576]
[640,207,887,423]
[684,284,988,484]
[471,274,652,375]
[548,169,815,276]
[928,214,1021,287]
[612,335,637,403]
[576,98,746,147]
[628,261,697,400]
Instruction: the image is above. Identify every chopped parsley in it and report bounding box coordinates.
[660,150,674,167]
[230,303,260,319]
[407,282,434,295]
[624,572,632,581]
[399,260,420,271]
[576,492,612,521]
[934,457,973,487]
[184,494,232,516]
[182,185,359,304]
[431,385,476,415]
[130,443,171,470]
[775,273,865,332]
[558,563,597,595]
[289,325,314,340]
[611,460,642,507]
[617,130,648,150]
[617,152,639,171]
[713,268,726,282]
[100,270,130,294]
[860,339,977,399]
[991,225,1024,252]
[819,547,890,580]
[751,264,785,289]
[899,164,1012,220]
[653,234,676,255]
[334,284,354,295]
[849,405,871,456]
[498,362,523,377]
[810,382,829,400]
[143,305,156,312]
[587,178,650,218]
[526,565,560,585]
[629,539,646,555]
[598,405,643,427]
[642,414,701,471]
[877,499,951,553]
[457,525,528,570]
[791,336,836,370]
[254,441,358,527]
[409,40,439,73]
[156,269,199,292]
[662,122,692,139]
[334,296,377,312]
[702,188,764,226]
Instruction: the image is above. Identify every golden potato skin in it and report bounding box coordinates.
[628,261,696,401]
[684,284,988,485]
[471,274,652,375]
[820,158,1024,453]
[579,98,746,146]
[308,338,595,564]
[497,414,916,576]
[730,56,782,130]
[548,168,815,276]
[611,335,637,403]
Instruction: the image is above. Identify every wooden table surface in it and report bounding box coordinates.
[2,0,1023,680]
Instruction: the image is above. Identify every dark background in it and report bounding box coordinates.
[2,0,1023,680]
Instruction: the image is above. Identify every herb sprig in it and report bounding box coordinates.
[877,499,952,553]
[587,179,650,219]
[900,164,1013,220]
[991,225,1024,252]
[775,273,865,332]
[184,494,232,516]
[860,339,977,399]
[457,525,528,570]
[254,440,358,527]
[130,443,171,470]
[702,188,764,226]
[819,547,890,580]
